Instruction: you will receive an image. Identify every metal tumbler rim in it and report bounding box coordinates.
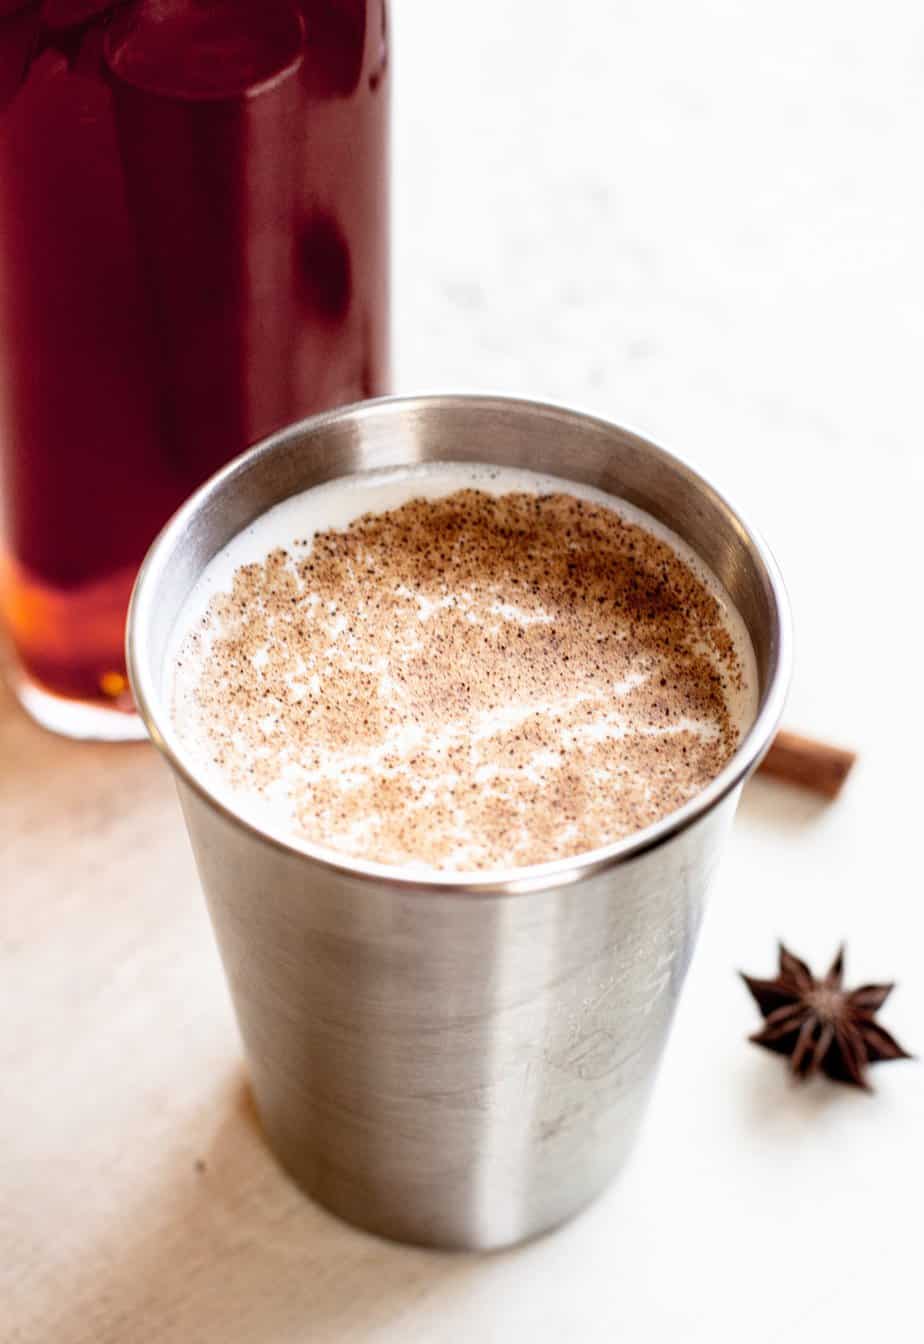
[127,393,791,897]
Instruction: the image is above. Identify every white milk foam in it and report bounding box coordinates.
[166,462,759,863]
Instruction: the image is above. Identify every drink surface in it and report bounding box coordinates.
[169,463,758,872]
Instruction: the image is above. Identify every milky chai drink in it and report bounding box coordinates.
[128,398,790,1249]
[168,463,758,871]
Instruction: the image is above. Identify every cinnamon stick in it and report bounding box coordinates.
[757,730,856,799]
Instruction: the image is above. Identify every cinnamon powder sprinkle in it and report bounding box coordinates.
[175,489,748,870]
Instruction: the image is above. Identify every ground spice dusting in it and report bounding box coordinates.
[176,489,747,870]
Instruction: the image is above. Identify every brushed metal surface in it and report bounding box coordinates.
[128,396,790,1249]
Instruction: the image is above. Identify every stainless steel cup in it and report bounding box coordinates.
[128,396,790,1250]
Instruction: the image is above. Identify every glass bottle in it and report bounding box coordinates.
[0,0,390,737]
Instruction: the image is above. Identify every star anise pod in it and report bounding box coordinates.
[741,943,912,1089]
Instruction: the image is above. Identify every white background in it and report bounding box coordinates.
[390,1,924,1338]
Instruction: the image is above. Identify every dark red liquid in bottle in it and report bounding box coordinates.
[0,0,389,730]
